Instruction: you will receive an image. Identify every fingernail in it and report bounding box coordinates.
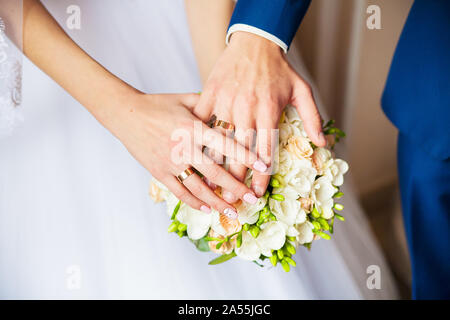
[200,205,211,214]
[254,185,265,197]
[253,160,268,173]
[243,193,258,205]
[224,208,238,220]
[223,190,238,203]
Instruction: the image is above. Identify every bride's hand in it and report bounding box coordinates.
[194,32,327,202]
[105,92,265,218]
[19,1,265,217]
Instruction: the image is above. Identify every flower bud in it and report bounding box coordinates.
[270,194,285,201]
[250,226,260,238]
[312,221,321,230]
[177,230,185,238]
[236,233,242,248]
[334,203,344,211]
[333,191,344,198]
[167,221,179,233]
[285,242,296,255]
[281,260,290,272]
[318,231,331,240]
[318,218,330,231]
[284,257,296,267]
[243,223,250,231]
[177,223,187,232]
[270,254,278,266]
[335,213,345,221]
[277,249,284,260]
[270,178,281,188]
[311,206,321,218]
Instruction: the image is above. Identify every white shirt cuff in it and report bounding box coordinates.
[226,24,288,53]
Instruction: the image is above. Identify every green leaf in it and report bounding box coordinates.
[216,241,224,250]
[171,200,181,220]
[208,251,237,265]
[194,237,211,252]
[324,119,335,128]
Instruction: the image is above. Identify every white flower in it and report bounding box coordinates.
[235,230,261,261]
[286,135,313,159]
[324,159,349,186]
[296,221,314,244]
[211,210,241,236]
[283,157,317,198]
[165,192,181,217]
[312,176,336,219]
[269,197,305,227]
[276,148,293,177]
[311,147,332,175]
[279,123,293,146]
[149,179,170,203]
[176,205,213,240]
[235,221,286,261]
[236,196,267,225]
[257,221,286,256]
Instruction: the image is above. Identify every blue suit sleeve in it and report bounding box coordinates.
[228,0,312,49]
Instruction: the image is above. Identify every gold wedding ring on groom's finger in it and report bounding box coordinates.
[177,167,195,184]
[213,119,235,131]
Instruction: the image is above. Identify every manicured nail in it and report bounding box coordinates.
[223,190,238,203]
[254,185,265,197]
[253,160,268,173]
[243,193,258,205]
[224,208,238,220]
[200,205,211,214]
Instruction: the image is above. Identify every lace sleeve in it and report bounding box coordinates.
[0,16,23,138]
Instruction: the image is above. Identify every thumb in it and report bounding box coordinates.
[291,80,326,147]
[181,93,201,111]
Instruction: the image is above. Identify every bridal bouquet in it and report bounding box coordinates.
[150,106,348,271]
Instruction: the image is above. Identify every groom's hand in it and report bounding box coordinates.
[194,32,326,202]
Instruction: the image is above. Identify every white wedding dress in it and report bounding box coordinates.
[0,0,398,299]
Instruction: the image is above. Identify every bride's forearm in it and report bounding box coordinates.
[22,0,139,127]
[185,0,234,83]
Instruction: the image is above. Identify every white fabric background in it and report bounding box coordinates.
[0,0,398,299]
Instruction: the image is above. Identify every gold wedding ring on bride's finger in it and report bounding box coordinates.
[176,167,196,183]
[213,119,235,131]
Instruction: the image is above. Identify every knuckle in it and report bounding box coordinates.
[243,92,257,107]
[231,183,245,197]
[207,167,222,182]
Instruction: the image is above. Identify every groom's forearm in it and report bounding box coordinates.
[22,0,138,125]
[185,0,234,83]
